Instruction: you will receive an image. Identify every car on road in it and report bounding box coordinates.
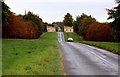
[67,37,73,42]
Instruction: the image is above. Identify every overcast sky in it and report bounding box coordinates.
[5,0,117,23]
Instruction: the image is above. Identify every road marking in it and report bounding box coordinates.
[80,44,118,72]
[69,42,118,72]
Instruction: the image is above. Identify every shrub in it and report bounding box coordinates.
[84,22,113,41]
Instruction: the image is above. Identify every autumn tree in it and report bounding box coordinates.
[74,13,96,36]
[2,3,44,39]
[84,22,113,41]
[63,13,73,27]
[2,11,40,39]
[107,0,120,41]
[23,11,43,35]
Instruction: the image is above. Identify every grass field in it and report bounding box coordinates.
[64,32,82,42]
[2,32,63,75]
[81,41,120,54]
[0,39,2,76]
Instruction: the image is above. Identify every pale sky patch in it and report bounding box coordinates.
[5,0,117,23]
[5,0,115,3]
[97,17,113,23]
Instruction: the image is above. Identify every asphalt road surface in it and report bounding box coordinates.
[57,32,119,76]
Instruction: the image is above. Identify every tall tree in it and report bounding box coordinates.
[107,0,120,41]
[74,13,96,36]
[73,20,79,34]
[2,2,9,25]
[63,13,73,27]
[23,11,43,35]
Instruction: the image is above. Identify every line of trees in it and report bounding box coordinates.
[2,2,47,39]
[62,0,120,42]
[2,0,119,41]
[73,13,113,41]
[62,12,113,41]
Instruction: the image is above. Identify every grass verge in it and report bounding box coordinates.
[2,32,63,75]
[64,32,83,42]
[81,41,120,55]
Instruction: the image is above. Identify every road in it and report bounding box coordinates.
[57,32,119,76]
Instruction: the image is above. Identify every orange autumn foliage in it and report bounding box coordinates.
[84,22,113,41]
[3,11,40,39]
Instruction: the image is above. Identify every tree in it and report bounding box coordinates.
[2,11,40,39]
[74,13,96,36]
[107,0,120,41]
[2,3,43,39]
[63,13,73,27]
[115,0,120,3]
[23,11,43,35]
[42,22,47,32]
[2,2,10,25]
[84,22,113,41]
[73,21,79,34]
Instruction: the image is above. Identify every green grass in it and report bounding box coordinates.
[0,39,2,76]
[64,32,82,42]
[81,41,120,54]
[2,32,63,75]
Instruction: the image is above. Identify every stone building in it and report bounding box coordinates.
[64,26,73,32]
[47,24,55,32]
